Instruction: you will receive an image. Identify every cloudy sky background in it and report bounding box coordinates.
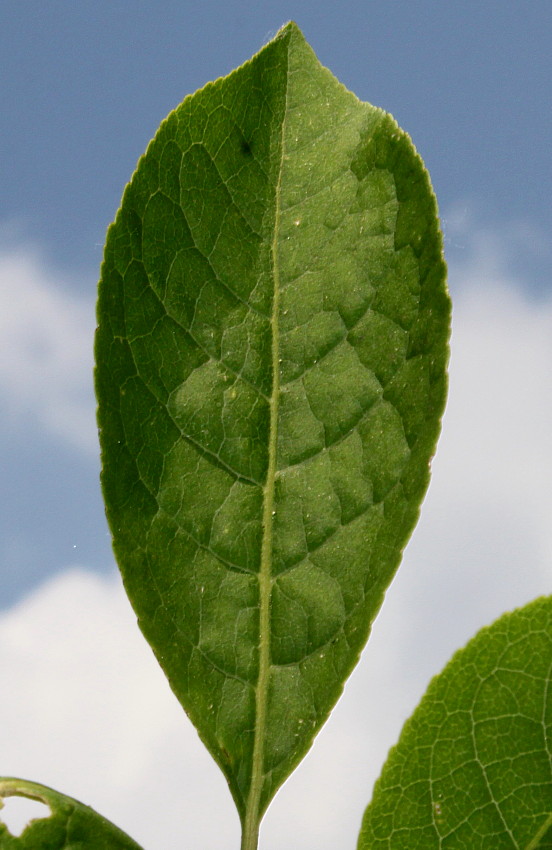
[1,2,551,848]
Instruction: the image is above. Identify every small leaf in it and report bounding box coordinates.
[95,20,449,841]
[358,596,552,849]
[0,778,143,848]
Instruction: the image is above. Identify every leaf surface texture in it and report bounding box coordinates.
[0,778,143,849]
[358,596,552,849]
[95,21,450,827]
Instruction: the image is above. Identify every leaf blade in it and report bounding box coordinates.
[95,20,450,833]
[358,597,552,849]
[0,778,143,849]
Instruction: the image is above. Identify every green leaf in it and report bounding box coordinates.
[0,778,143,849]
[358,596,552,850]
[95,20,449,844]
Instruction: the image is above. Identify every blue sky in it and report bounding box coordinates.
[1,0,551,606]
[2,1,551,273]
[0,3,551,848]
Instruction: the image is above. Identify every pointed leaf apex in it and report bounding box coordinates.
[274,20,304,42]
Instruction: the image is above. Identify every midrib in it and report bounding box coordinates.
[241,41,290,850]
[524,813,552,850]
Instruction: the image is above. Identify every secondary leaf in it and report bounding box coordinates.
[0,778,143,848]
[358,596,552,849]
[95,20,449,842]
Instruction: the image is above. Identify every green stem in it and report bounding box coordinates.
[241,814,260,850]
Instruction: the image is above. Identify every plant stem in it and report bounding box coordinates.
[241,814,260,850]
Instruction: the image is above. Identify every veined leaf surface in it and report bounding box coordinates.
[95,20,450,841]
[0,778,143,849]
[358,596,552,849]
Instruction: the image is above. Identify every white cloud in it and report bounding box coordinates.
[0,245,96,453]
[0,220,551,848]
[0,569,240,849]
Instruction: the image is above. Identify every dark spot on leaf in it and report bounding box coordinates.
[240,139,252,156]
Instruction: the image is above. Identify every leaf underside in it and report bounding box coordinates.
[358,596,552,850]
[95,21,450,827]
[0,778,143,849]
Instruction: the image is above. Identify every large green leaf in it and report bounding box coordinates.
[95,20,449,843]
[358,596,552,849]
[0,778,143,848]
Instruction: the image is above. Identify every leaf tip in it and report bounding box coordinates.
[274,20,305,42]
